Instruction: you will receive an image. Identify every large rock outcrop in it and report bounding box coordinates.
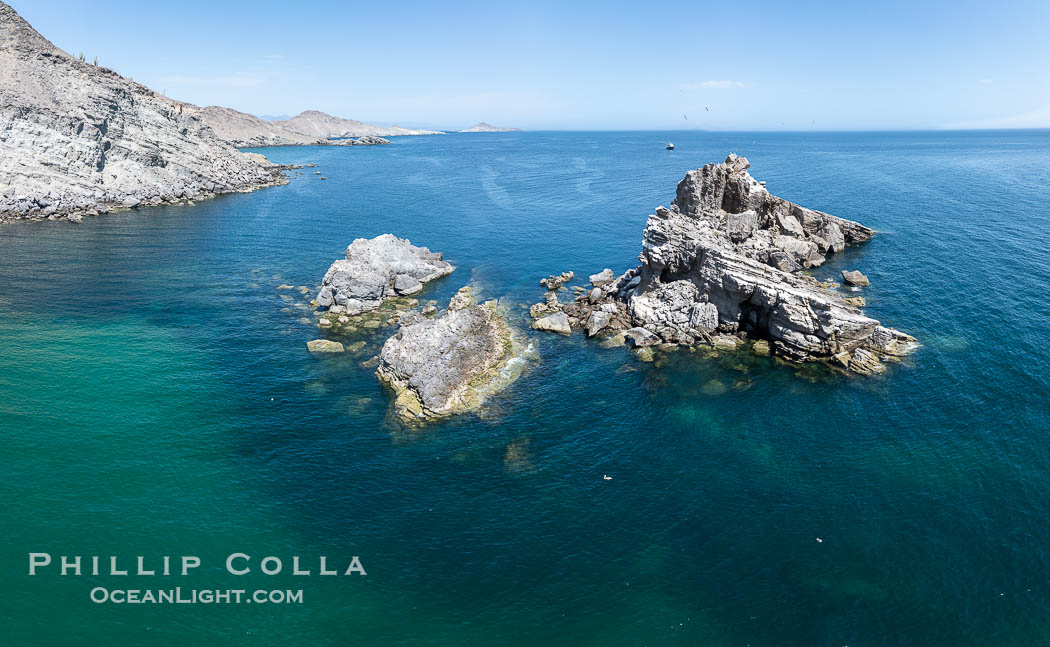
[0,2,287,223]
[316,234,454,316]
[555,154,916,374]
[376,288,524,422]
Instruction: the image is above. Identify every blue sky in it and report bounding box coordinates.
[12,0,1050,130]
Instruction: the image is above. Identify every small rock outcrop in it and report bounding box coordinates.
[538,154,916,375]
[306,339,345,353]
[841,269,870,286]
[0,3,287,223]
[532,311,571,335]
[376,289,525,422]
[316,234,454,315]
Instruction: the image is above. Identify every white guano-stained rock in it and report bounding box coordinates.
[316,234,453,315]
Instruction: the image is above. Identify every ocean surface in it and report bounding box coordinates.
[2,130,1049,646]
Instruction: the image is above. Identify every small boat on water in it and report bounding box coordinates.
[666,142,675,150]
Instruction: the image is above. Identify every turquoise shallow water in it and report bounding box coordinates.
[2,130,1050,645]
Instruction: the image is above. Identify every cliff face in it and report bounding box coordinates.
[0,2,286,223]
[276,110,442,138]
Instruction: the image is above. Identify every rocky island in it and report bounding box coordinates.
[534,154,916,375]
[316,234,454,316]
[0,2,287,223]
[377,287,525,422]
[309,234,526,423]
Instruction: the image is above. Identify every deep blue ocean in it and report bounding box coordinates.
[1,130,1049,645]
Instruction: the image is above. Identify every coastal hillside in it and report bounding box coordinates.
[460,122,522,132]
[188,105,323,147]
[276,110,443,138]
[0,2,286,223]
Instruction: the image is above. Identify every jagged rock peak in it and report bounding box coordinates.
[536,154,917,375]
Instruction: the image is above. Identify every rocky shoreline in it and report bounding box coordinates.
[0,3,402,226]
[0,3,294,224]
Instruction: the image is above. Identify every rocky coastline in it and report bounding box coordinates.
[0,2,290,224]
[529,155,917,375]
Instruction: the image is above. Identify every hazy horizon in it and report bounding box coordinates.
[12,0,1050,132]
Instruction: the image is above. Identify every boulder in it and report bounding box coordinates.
[529,301,558,318]
[541,273,570,290]
[585,311,613,337]
[589,268,615,287]
[623,327,660,348]
[727,210,758,242]
[712,335,741,350]
[306,339,344,353]
[842,270,870,286]
[532,312,571,335]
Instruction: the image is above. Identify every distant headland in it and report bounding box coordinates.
[459,122,523,132]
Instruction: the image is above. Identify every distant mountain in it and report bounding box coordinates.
[276,110,444,138]
[189,106,321,147]
[459,122,522,133]
[257,114,291,122]
[0,1,284,223]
